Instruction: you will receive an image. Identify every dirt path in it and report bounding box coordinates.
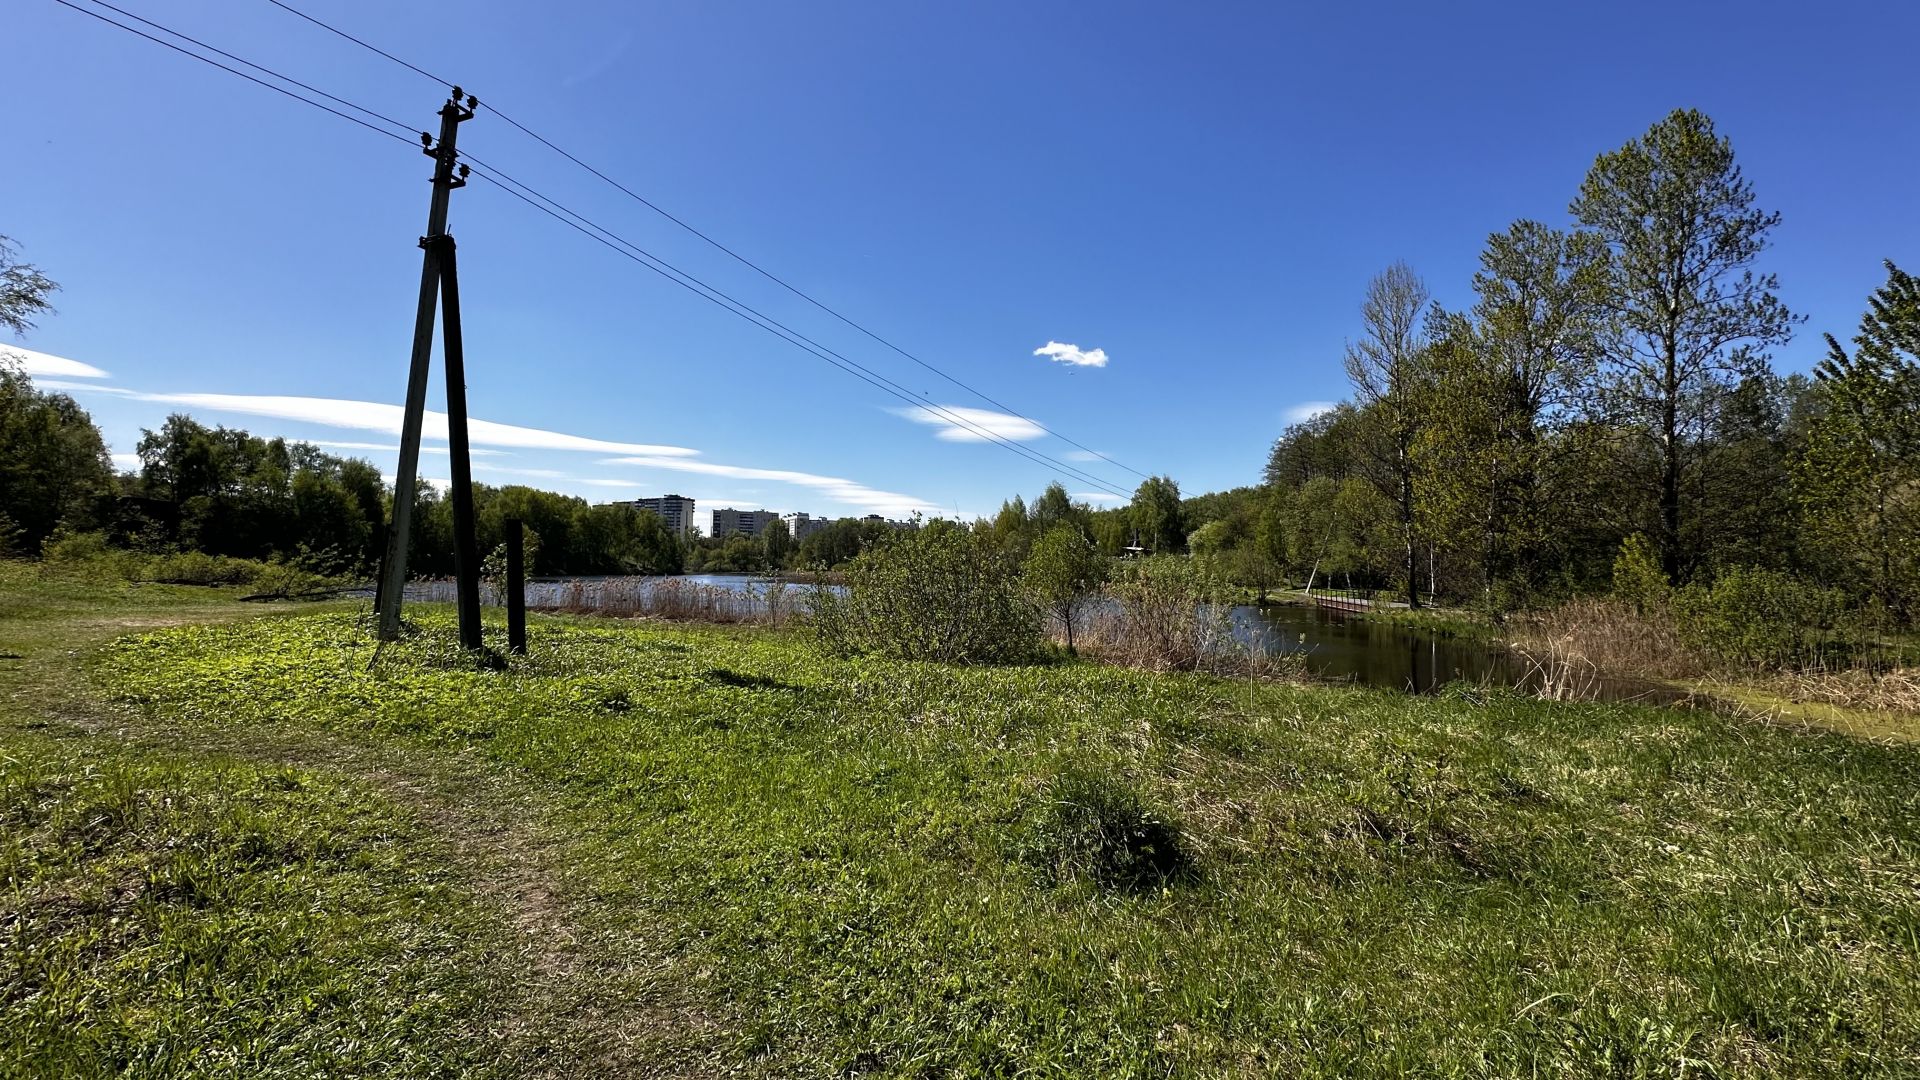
[1,594,733,1077]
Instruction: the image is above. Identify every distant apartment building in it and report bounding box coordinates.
[783,512,828,541]
[616,495,696,538]
[711,508,781,538]
[862,514,915,530]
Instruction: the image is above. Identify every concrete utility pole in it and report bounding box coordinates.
[377,91,482,649]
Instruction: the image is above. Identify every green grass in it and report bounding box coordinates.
[6,562,1920,1076]
[0,733,508,1078]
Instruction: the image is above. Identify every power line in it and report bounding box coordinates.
[461,162,1135,498]
[46,0,419,150]
[73,0,420,140]
[460,156,1133,497]
[259,0,1151,484]
[264,0,451,87]
[47,0,1140,499]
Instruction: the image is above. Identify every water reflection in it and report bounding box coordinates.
[1233,603,1691,705]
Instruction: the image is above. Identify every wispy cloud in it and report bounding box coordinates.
[1034,341,1109,368]
[891,404,1045,443]
[44,382,699,457]
[473,463,570,480]
[311,440,506,458]
[1064,449,1105,463]
[5,346,109,379]
[110,452,140,472]
[601,455,937,518]
[1283,401,1337,424]
[1071,491,1130,504]
[32,347,943,519]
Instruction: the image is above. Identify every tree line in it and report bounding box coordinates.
[1048,109,1917,635]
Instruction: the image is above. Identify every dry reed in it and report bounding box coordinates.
[411,576,805,626]
[1506,597,1703,681]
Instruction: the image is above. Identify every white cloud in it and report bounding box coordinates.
[1033,341,1109,368]
[310,440,506,458]
[110,452,141,472]
[32,347,943,520]
[1283,401,1337,424]
[600,455,938,518]
[4,346,110,379]
[42,376,698,457]
[890,404,1045,443]
[1071,491,1130,504]
[1064,449,1104,463]
[473,463,570,480]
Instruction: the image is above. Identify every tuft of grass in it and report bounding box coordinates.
[1018,766,1193,892]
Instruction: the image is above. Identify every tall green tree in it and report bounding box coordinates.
[1343,262,1434,607]
[1571,108,1798,581]
[1802,261,1920,614]
[761,515,793,566]
[1128,475,1185,554]
[1024,523,1108,653]
[1416,222,1611,612]
[0,362,113,551]
[1,242,110,551]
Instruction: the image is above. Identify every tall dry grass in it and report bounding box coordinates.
[1744,667,1920,714]
[1506,597,1704,681]
[412,576,806,626]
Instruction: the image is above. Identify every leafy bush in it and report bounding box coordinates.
[1085,556,1240,672]
[1022,524,1107,653]
[1609,534,1669,616]
[40,530,342,593]
[808,524,1040,664]
[1673,566,1856,671]
[1018,766,1192,891]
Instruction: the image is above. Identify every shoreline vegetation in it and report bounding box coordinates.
[4,565,1918,1076]
[35,544,1920,741]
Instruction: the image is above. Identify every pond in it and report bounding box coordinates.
[1231,604,1690,704]
[400,574,1691,706]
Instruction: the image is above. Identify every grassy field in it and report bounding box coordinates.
[4,564,1920,1076]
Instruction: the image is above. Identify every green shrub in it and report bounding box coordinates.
[1018,767,1192,891]
[1089,556,1238,672]
[808,524,1040,664]
[1609,534,1669,616]
[244,559,335,598]
[38,531,342,593]
[1673,566,1853,671]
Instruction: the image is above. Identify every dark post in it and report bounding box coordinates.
[377,90,474,642]
[506,518,527,654]
[437,236,483,651]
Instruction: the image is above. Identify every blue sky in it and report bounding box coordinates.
[6,0,1918,525]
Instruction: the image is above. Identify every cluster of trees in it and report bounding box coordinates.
[1172,109,1920,628]
[2,242,692,579]
[8,404,693,577]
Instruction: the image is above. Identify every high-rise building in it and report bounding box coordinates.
[782,512,828,541]
[616,495,696,538]
[711,508,781,538]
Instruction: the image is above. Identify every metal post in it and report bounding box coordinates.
[436,235,483,650]
[506,518,527,654]
[377,91,474,642]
